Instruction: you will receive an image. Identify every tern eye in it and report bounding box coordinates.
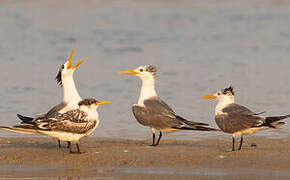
[140,69,143,72]
[61,64,65,69]
[217,92,221,95]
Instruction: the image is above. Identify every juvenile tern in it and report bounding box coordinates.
[17,49,85,148]
[1,98,111,153]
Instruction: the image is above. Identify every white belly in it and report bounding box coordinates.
[38,131,86,142]
[38,120,99,142]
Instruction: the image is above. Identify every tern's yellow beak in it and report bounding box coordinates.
[71,59,86,69]
[119,70,139,75]
[96,101,112,106]
[67,48,75,69]
[202,94,217,99]
[66,48,86,69]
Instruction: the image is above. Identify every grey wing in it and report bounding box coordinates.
[154,98,176,114]
[132,105,150,126]
[144,98,177,117]
[222,103,265,115]
[18,103,66,124]
[132,98,183,129]
[45,103,67,118]
[222,104,254,115]
[215,114,264,133]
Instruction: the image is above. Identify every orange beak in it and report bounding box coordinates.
[201,94,217,99]
[71,59,86,69]
[96,101,112,106]
[66,48,85,69]
[119,70,139,75]
[67,48,75,69]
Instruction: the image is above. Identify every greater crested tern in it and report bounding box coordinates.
[202,86,290,151]
[1,98,111,153]
[120,65,218,146]
[17,49,85,148]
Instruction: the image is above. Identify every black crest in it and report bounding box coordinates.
[55,64,64,86]
[78,98,98,106]
[222,86,234,95]
[145,65,157,76]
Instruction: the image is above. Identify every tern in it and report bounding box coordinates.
[120,65,218,146]
[17,49,85,148]
[202,86,290,151]
[1,98,111,153]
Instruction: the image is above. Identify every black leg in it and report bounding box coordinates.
[76,143,80,154]
[69,143,81,154]
[232,137,235,151]
[238,136,243,150]
[155,132,162,146]
[150,133,156,146]
[69,143,74,153]
[67,141,71,149]
[58,140,61,148]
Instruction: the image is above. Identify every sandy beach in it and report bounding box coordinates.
[0,136,289,179]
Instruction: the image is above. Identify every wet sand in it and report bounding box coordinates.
[0,136,289,179]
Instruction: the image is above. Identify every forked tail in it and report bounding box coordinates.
[264,115,290,128]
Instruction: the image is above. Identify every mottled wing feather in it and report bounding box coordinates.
[49,120,96,134]
[36,110,93,134]
[53,110,88,123]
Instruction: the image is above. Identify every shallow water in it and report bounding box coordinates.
[1,165,290,179]
[0,0,290,140]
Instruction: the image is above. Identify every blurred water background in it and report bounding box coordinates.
[0,0,290,140]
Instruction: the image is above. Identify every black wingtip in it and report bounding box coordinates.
[176,116,209,126]
[264,115,290,128]
[265,115,290,123]
[17,114,34,123]
[174,126,220,131]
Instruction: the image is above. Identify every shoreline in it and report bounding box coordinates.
[0,136,289,178]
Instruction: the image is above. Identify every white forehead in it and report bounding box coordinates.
[136,65,147,70]
[217,90,223,94]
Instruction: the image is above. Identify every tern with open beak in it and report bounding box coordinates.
[16,49,85,148]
